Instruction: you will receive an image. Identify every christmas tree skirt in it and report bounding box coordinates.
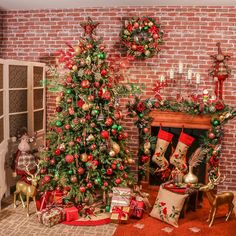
[62,212,111,226]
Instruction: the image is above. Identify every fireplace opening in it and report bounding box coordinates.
[149,126,207,186]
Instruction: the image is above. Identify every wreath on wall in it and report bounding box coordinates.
[120,17,164,59]
[127,97,236,181]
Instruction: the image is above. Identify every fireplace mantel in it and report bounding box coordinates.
[149,110,212,130]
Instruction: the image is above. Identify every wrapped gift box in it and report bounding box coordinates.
[110,187,132,212]
[38,206,65,227]
[36,191,53,211]
[64,206,78,222]
[111,206,130,223]
[130,198,145,219]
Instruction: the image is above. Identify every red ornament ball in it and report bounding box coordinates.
[65,154,74,163]
[123,132,129,139]
[101,130,109,139]
[143,128,149,133]
[87,154,93,161]
[208,132,216,139]
[141,155,149,163]
[77,167,85,175]
[56,106,62,112]
[87,182,92,188]
[100,69,107,76]
[50,158,56,165]
[54,149,61,156]
[105,117,113,126]
[44,175,51,183]
[106,168,113,175]
[94,82,100,88]
[88,95,94,102]
[115,178,121,185]
[81,80,90,89]
[111,164,117,169]
[103,181,108,187]
[79,186,86,193]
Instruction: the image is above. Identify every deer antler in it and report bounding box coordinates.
[25,163,34,178]
[211,171,226,185]
[34,163,41,177]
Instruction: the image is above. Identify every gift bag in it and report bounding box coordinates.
[130,198,145,219]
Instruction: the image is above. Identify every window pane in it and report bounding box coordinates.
[34,110,44,131]
[9,90,27,113]
[33,66,43,87]
[0,118,3,143]
[34,89,43,110]
[0,64,3,89]
[9,113,27,137]
[9,65,27,88]
[0,91,3,116]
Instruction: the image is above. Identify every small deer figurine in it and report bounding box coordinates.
[199,172,234,227]
[13,163,40,217]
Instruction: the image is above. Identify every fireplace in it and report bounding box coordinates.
[145,110,212,187]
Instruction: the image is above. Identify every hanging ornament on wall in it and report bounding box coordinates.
[208,42,231,100]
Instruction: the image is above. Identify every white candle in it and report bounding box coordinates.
[169,69,174,79]
[160,75,165,82]
[187,69,192,80]
[179,62,183,74]
[196,73,201,84]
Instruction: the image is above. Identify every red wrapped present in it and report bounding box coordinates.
[36,191,53,211]
[37,205,65,227]
[130,199,144,219]
[64,206,78,222]
[111,206,130,223]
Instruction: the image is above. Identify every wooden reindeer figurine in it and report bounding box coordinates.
[13,163,40,217]
[199,172,234,227]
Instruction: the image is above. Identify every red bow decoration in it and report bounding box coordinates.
[112,206,129,222]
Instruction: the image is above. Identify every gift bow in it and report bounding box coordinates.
[112,206,129,222]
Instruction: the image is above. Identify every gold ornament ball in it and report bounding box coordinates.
[112,142,120,154]
[144,142,151,149]
[75,47,81,55]
[56,96,61,103]
[81,153,88,162]
[109,150,116,157]
[144,148,150,155]
[127,158,135,164]
[82,103,90,111]
[72,65,78,71]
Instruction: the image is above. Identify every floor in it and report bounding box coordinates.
[0,196,117,236]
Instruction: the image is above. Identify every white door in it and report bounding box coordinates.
[0,60,8,209]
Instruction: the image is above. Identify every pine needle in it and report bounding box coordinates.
[188,147,207,167]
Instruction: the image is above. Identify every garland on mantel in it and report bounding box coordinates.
[127,97,236,180]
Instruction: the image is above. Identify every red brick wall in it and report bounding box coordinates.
[1,6,236,190]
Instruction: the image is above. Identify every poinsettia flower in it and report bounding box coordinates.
[215,101,225,110]
[136,102,145,112]
[77,99,85,107]
[127,24,133,32]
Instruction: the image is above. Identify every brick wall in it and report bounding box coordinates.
[1,6,236,190]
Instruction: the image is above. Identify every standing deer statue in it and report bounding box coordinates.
[199,172,234,227]
[13,163,40,217]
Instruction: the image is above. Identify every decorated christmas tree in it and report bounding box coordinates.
[39,18,135,206]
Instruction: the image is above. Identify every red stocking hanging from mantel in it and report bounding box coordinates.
[209,42,231,100]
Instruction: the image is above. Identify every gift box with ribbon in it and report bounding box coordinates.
[110,187,132,212]
[37,205,66,227]
[130,198,145,219]
[36,190,53,211]
[111,206,130,223]
[64,206,79,222]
